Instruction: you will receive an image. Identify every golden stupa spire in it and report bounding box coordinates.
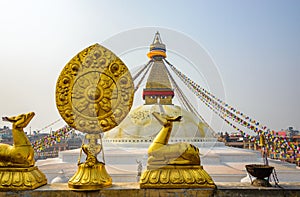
[143,32,174,105]
[147,31,167,59]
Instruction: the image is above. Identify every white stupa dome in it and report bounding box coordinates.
[104,104,214,141]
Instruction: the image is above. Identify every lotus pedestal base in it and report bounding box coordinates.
[68,162,112,191]
[140,165,215,189]
[0,166,47,191]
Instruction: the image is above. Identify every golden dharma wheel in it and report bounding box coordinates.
[56,44,134,133]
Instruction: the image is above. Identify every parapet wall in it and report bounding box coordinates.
[1,182,300,197]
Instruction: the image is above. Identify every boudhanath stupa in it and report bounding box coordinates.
[36,32,300,184]
[102,32,217,149]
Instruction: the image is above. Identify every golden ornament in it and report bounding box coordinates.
[55,43,134,190]
[56,43,134,133]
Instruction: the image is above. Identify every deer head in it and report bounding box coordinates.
[2,112,35,129]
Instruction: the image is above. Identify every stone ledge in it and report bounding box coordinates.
[0,182,299,197]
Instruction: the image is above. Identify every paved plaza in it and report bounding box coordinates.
[36,144,300,184]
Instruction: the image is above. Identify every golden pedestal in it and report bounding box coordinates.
[0,166,47,191]
[140,165,215,189]
[68,162,112,191]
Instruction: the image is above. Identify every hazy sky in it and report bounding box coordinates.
[0,0,299,133]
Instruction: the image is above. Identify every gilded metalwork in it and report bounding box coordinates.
[0,166,47,191]
[140,112,215,188]
[82,134,102,160]
[68,162,112,190]
[68,134,112,190]
[0,112,47,190]
[56,44,134,190]
[140,166,215,188]
[56,43,134,133]
[148,112,200,166]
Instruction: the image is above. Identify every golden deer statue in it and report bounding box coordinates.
[1,112,35,167]
[140,112,215,189]
[148,112,200,165]
[0,112,47,190]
